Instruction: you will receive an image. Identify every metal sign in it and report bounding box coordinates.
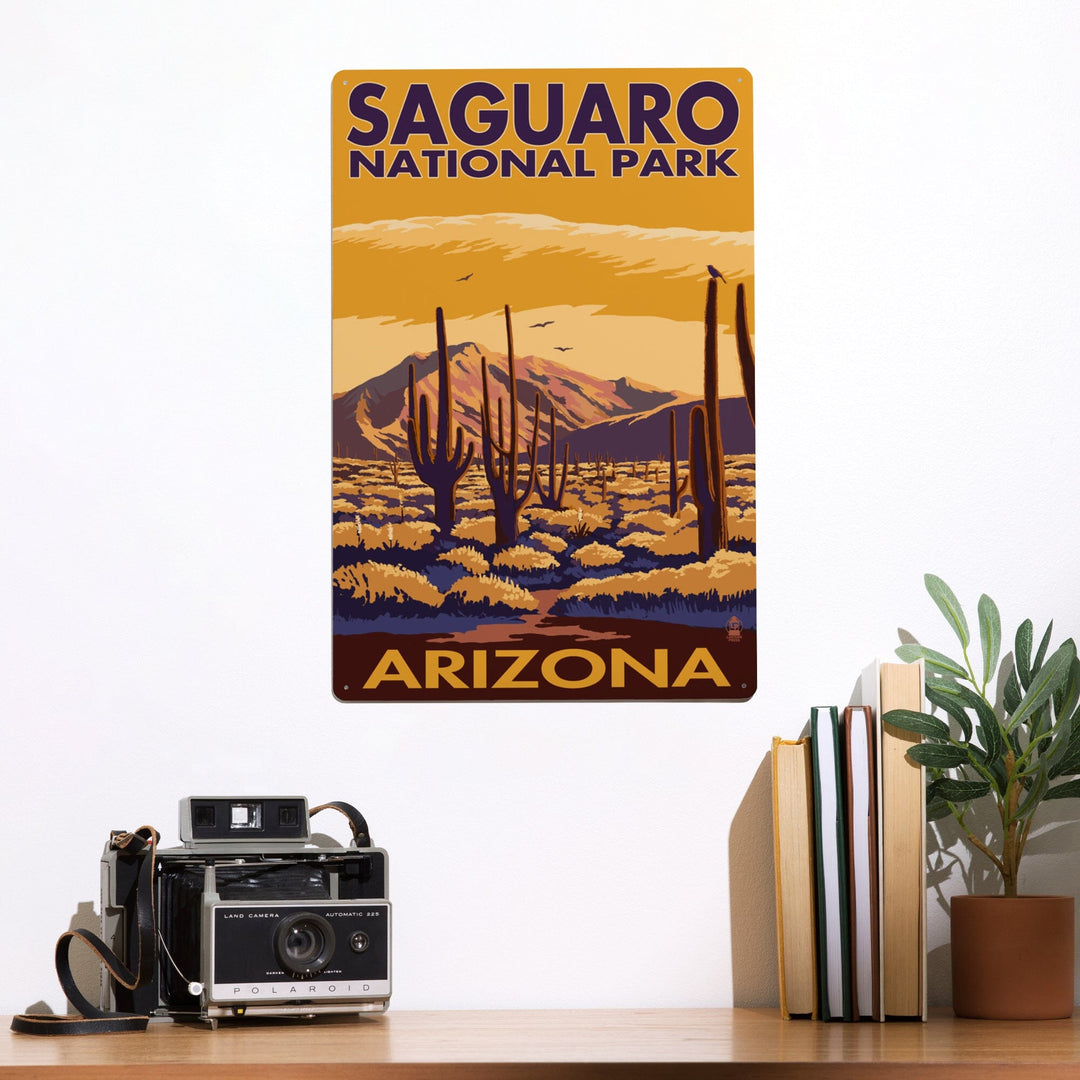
[332,69,755,701]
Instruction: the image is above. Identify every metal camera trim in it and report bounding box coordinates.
[203,897,392,1008]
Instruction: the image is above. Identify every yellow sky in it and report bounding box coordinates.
[332,214,753,395]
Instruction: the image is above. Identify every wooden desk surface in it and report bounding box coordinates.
[3,1008,1080,1078]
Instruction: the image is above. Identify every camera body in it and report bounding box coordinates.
[100,797,390,1024]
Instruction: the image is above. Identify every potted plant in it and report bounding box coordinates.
[884,574,1079,1019]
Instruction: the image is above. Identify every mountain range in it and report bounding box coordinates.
[332,341,754,464]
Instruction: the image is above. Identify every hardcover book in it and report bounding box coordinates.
[844,705,879,1020]
[810,705,852,1021]
[331,69,755,701]
[772,736,818,1019]
[860,659,927,1021]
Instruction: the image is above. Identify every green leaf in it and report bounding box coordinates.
[1049,745,1080,780]
[1015,770,1049,819]
[925,574,970,649]
[895,643,967,678]
[976,721,1004,768]
[907,743,969,768]
[1053,657,1080,726]
[881,708,950,741]
[1003,665,1023,714]
[1016,619,1034,689]
[925,682,972,742]
[934,778,992,802]
[1033,621,1054,674]
[952,683,999,736]
[977,593,1001,689]
[966,736,1006,795]
[1065,703,1080,751]
[927,797,955,821]
[1007,639,1076,732]
[925,676,964,700]
[1043,711,1074,772]
[988,755,1009,796]
[1045,778,1080,801]
[1027,728,1055,756]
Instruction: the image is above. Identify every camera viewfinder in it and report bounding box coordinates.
[230,802,263,830]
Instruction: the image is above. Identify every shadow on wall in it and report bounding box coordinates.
[21,900,100,1016]
[728,752,778,1007]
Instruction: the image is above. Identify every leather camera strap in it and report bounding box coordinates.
[310,800,372,847]
[10,826,159,1036]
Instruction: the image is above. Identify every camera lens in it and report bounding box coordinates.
[274,913,336,976]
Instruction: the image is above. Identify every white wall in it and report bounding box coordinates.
[3,1,1080,1015]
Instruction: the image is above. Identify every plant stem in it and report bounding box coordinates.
[999,750,1020,897]
[959,823,1007,879]
[1016,814,1035,869]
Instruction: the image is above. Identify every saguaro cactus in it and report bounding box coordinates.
[406,307,475,534]
[480,305,540,546]
[535,404,569,510]
[668,408,689,516]
[688,278,729,560]
[735,281,756,425]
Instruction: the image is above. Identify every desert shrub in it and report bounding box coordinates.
[366,484,405,500]
[617,529,699,557]
[619,506,745,555]
[333,562,443,609]
[352,500,391,517]
[492,546,560,572]
[557,550,755,612]
[354,502,425,523]
[608,478,654,497]
[451,515,496,545]
[570,506,611,534]
[571,543,624,568]
[726,468,756,485]
[438,546,490,575]
[526,507,580,528]
[333,521,361,549]
[531,531,568,554]
[618,492,664,512]
[354,521,438,550]
[727,488,756,511]
[622,509,691,535]
[443,574,538,615]
[730,508,756,544]
[458,496,495,512]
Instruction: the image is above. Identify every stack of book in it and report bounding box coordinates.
[771,659,927,1021]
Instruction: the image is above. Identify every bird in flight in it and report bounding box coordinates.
[529,320,554,328]
[554,346,573,352]
[456,273,473,282]
[706,265,726,282]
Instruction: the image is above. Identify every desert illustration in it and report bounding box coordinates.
[332,213,755,699]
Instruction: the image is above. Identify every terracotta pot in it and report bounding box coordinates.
[951,894,1075,1019]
